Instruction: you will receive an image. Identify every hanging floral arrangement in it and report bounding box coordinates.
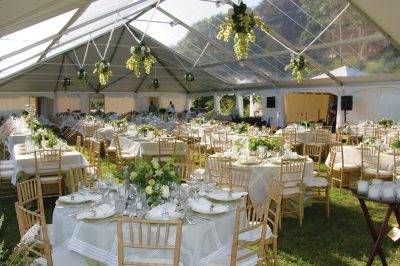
[60,77,71,91]
[284,54,312,83]
[185,72,194,90]
[76,68,89,87]
[126,43,156,77]
[152,78,160,91]
[93,60,112,86]
[217,2,270,61]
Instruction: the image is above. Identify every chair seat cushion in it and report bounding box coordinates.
[363,168,392,177]
[0,170,14,178]
[40,176,62,182]
[283,187,301,196]
[304,177,328,187]
[32,239,88,266]
[238,225,273,242]
[121,153,136,159]
[334,163,359,171]
[206,248,259,266]
[0,160,14,165]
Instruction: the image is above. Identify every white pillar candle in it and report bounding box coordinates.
[357,181,369,194]
[368,184,381,200]
[382,185,395,201]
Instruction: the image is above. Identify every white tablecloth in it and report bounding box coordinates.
[325,145,394,172]
[111,136,186,157]
[208,156,314,204]
[6,132,30,152]
[296,131,316,145]
[52,206,235,266]
[11,144,89,185]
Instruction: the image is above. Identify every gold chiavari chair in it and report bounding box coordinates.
[279,158,306,226]
[158,137,177,161]
[374,126,387,140]
[363,125,375,140]
[213,139,232,153]
[230,166,251,192]
[114,134,137,170]
[283,128,301,151]
[34,149,63,197]
[206,198,269,265]
[15,203,87,266]
[314,129,330,145]
[202,129,214,154]
[393,148,400,182]
[75,135,82,152]
[361,144,392,181]
[16,177,44,213]
[304,153,332,218]
[217,156,232,189]
[83,124,96,153]
[104,138,116,165]
[263,178,283,265]
[303,143,323,175]
[186,143,204,167]
[68,165,98,193]
[333,127,344,143]
[330,142,360,192]
[176,162,195,181]
[117,217,183,266]
[206,156,221,182]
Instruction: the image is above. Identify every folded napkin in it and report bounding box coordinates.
[207,189,248,201]
[76,203,115,220]
[59,193,101,203]
[146,202,183,220]
[188,197,229,213]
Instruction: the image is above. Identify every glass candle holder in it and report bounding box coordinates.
[357,181,369,194]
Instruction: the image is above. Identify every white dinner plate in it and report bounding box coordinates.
[58,193,101,204]
[207,190,247,201]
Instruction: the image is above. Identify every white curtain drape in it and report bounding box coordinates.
[0,96,29,115]
[57,96,80,112]
[104,96,135,114]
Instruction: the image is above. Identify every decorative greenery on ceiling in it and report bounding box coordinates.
[126,44,156,77]
[93,60,112,86]
[285,54,312,83]
[217,2,270,61]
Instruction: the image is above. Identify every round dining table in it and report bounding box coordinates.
[51,202,236,266]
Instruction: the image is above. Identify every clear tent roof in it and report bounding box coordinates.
[0,0,399,91]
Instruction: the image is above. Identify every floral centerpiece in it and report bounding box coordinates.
[391,138,400,149]
[126,44,156,77]
[378,117,394,128]
[125,158,180,207]
[299,120,316,129]
[93,60,112,86]
[233,122,250,134]
[248,136,283,151]
[194,116,205,125]
[217,2,270,60]
[22,105,41,131]
[233,138,245,152]
[285,54,312,83]
[31,129,58,148]
[137,124,159,137]
[111,117,128,131]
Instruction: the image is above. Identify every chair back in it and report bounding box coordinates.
[76,135,82,152]
[158,137,177,160]
[363,125,375,139]
[314,129,330,144]
[15,202,53,266]
[69,165,98,193]
[303,144,322,158]
[217,157,232,188]
[117,217,182,266]
[83,124,96,138]
[265,178,283,240]
[283,128,297,146]
[361,144,380,179]
[230,167,251,192]
[176,163,194,181]
[231,201,267,265]
[16,178,44,213]
[279,158,306,192]
[34,149,61,176]
[330,142,344,168]
[206,156,220,181]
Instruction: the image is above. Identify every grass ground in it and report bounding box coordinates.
[1,160,399,265]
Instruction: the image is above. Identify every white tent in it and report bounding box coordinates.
[0,0,400,122]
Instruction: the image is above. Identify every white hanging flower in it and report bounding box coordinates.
[161,185,170,199]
